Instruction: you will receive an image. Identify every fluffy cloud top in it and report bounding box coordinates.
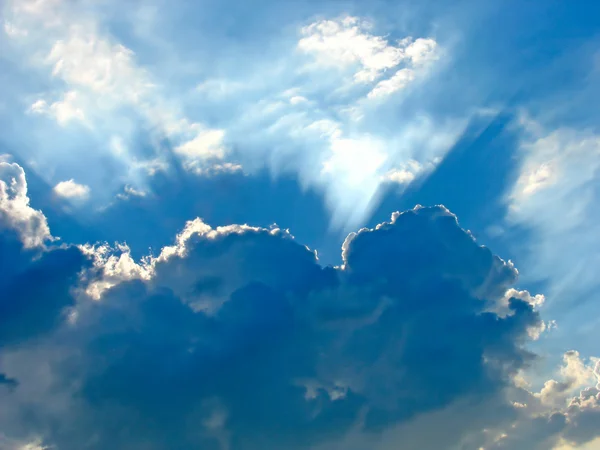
[0,161,51,248]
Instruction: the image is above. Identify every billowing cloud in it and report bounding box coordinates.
[0,161,51,248]
[3,203,586,449]
[483,351,600,450]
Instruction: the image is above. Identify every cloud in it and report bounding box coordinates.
[298,17,438,86]
[115,184,147,201]
[53,179,90,200]
[381,158,440,186]
[0,161,51,248]
[483,351,600,450]
[506,115,600,325]
[368,68,416,99]
[28,91,86,126]
[4,0,234,186]
[174,129,227,168]
[3,2,466,231]
[0,164,88,346]
[0,204,560,449]
[298,16,438,101]
[298,16,406,82]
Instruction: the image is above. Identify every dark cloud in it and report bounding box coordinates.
[0,205,553,449]
[0,232,87,347]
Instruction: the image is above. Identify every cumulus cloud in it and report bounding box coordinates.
[53,179,90,200]
[0,161,51,248]
[484,351,600,450]
[2,204,581,450]
[0,163,88,346]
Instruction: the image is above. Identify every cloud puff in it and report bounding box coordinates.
[53,179,91,200]
[0,161,51,248]
[0,204,566,449]
[28,92,86,126]
[299,16,438,92]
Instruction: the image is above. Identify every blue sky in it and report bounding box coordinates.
[1,0,600,448]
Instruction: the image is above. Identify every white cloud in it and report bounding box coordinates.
[368,68,416,98]
[79,242,152,300]
[383,167,416,184]
[39,27,228,168]
[404,37,439,65]
[298,16,403,82]
[6,2,232,177]
[46,29,153,103]
[299,16,438,85]
[289,95,308,105]
[175,129,226,160]
[29,91,86,126]
[7,5,458,231]
[28,99,48,114]
[518,162,554,196]
[53,179,90,200]
[299,16,438,99]
[116,185,147,200]
[187,162,243,177]
[510,117,600,206]
[382,158,440,186]
[507,116,600,306]
[0,161,52,247]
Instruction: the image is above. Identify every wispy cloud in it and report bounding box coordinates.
[3,3,465,229]
[507,114,600,315]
